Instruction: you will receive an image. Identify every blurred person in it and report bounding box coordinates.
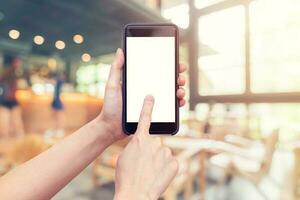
[0,55,24,138]
[51,71,65,136]
[0,49,187,200]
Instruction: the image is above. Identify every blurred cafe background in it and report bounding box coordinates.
[0,0,300,199]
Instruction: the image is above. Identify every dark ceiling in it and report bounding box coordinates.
[0,0,168,60]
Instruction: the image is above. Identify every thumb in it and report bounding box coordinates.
[107,48,124,89]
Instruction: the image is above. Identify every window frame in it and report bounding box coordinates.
[188,0,300,109]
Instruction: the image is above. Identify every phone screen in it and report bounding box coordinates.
[126,36,175,123]
[123,24,179,134]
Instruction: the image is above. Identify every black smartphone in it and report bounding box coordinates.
[123,23,179,135]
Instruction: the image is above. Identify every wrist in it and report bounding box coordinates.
[88,117,115,148]
[114,190,151,200]
[97,113,125,142]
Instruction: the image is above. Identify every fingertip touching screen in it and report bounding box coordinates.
[126,36,175,123]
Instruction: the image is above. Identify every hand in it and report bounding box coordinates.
[98,48,187,142]
[114,96,178,200]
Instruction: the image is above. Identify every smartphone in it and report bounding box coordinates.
[123,23,179,135]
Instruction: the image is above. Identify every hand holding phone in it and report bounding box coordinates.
[99,47,186,140]
[114,96,178,200]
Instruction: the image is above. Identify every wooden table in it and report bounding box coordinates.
[162,136,247,199]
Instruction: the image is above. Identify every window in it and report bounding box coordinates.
[198,6,245,95]
[195,102,300,145]
[250,0,300,93]
[195,0,226,9]
[161,2,189,29]
[131,0,161,10]
[76,63,110,97]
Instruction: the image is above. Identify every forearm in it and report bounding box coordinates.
[0,118,114,200]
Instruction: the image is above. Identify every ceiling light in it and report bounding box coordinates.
[73,34,84,44]
[33,35,44,45]
[55,40,65,50]
[81,53,91,62]
[8,29,20,39]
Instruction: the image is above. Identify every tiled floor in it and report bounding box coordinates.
[53,151,294,200]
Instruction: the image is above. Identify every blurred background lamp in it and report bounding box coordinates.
[73,34,84,44]
[81,53,91,62]
[48,58,57,70]
[8,29,20,39]
[55,40,65,50]
[33,35,44,45]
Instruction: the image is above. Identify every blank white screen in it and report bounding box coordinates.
[126,37,175,122]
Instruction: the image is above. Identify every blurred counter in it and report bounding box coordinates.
[16,90,103,134]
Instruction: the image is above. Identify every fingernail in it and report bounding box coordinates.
[145,95,154,103]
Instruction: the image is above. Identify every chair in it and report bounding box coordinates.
[92,138,129,187]
[210,130,279,199]
[293,147,300,199]
[0,134,48,175]
[162,148,202,200]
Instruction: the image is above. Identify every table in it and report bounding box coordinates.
[162,136,248,199]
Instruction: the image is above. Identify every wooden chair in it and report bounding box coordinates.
[92,145,121,187]
[0,134,49,175]
[92,138,129,187]
[293,147,300,199]
[210,130,279,199]
[225,134,263,148]
[185,118,205,135]
[162,148,202,200]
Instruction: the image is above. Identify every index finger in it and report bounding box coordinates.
[136,95,155,135]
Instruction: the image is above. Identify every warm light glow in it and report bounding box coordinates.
[162,4,189,29]
[197,6,245,95]
[48,58,57,70]
[81,53,91,62]
[194,0,224,9]
[55,40,65,50]
[73,34,84,44]
[33,35,44,45]
[8,29,20,39]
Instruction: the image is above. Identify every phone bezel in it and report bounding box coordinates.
[122,23,179,135]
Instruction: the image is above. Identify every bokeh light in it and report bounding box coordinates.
[8,29,20,39]
[55,40,65,50]
[33,35,45,45]
[81,53,91,62]
[73,34,84,44]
